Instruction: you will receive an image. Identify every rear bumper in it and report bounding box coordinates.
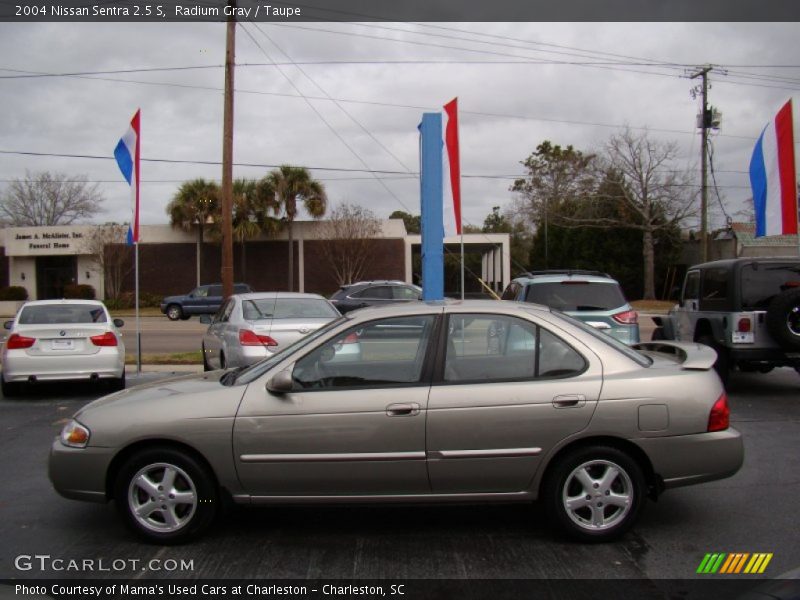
[2,349,124,382]
[728,347,800,367]
[635,428,744,489]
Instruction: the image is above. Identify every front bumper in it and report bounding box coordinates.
[49,438,115,503]
[635,428,744,489]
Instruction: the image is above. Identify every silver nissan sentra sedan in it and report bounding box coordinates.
[49,300,743,544]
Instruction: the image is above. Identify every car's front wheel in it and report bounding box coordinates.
[165,305,183,321]
[543,446,645,542]
[115,448,218,544]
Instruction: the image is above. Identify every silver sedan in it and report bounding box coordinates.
[2,299,126,396]
[49,300,743,544]
[200,292,341,370]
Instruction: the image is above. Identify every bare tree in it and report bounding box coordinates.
[555,129,697,299]
[320,203,382,286]
[82,224,132,300]
[0,171,104,225]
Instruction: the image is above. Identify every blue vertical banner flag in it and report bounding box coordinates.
[419,113,444,301]
[749,100,797,237]
[114,109,141,244]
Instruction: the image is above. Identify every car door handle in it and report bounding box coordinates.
[386,403,420,417]
[552,394,586,408]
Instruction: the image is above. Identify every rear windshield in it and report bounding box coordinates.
[243,298,339,320]
[740,264,800,309]
[18,304,107,325]
[524,281,626,311]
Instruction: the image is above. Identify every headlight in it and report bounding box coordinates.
[60,420,90,448]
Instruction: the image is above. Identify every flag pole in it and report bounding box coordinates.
[135,239,141,375]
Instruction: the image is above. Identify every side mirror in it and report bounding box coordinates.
[113,318,125,328]
[199,315,212,325]
[3,320,13,330]
[266,369,293,395]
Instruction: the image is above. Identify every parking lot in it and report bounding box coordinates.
[1,363,798,588]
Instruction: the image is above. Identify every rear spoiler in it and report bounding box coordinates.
[633,341,717,371]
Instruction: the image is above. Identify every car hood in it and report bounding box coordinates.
[74,371,247,446]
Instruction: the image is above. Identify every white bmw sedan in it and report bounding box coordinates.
[2,299,126,396]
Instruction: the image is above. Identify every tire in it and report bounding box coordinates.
[698,334,730,386]
[165,305,183,321]
[202,344,211,372]
[766,288,800,350]
[108,370,126,392]
[543,446,646,542]
[651,327,666,341]
[219,352,227,370]
[115,447,218,544]
[1,376,22,398]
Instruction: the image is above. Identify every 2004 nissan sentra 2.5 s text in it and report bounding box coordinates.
[49,300,743,544]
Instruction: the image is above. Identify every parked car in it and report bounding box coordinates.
[651,257,800,384]
[200,292,343,370]
[160,283,252,321]
[2,299,125,396]
[329,280,422,314]
[502,270,640,344]
[49,300,742,544]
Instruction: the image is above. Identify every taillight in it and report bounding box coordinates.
[707,393,730,432]
[6,333,35,349]
[737,317,752,333]
[239,329,278,347]
[612,310,639,325]
[90,332,118,347]
[342,332,359,344]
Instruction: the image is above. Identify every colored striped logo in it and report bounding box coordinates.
[697,553,773,574]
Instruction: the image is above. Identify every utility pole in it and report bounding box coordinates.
[690,65,712,262]
[221,0,236,299]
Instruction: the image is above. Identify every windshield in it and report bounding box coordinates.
[230,316,346,385]
[243,298,339,320]
[524,281,626,311]
[547,310,651,366]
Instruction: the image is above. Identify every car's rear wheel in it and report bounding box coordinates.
[697,334,730,385]
[165,305,183,321]
[115,448,218,544]
[202,344,211,372]
[108,370,126,392]
[543,446,645,542]
[1,376,22,398]
[219,352,227,370]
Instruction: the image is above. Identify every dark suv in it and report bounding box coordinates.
[502,270,640,345]
[160,283,252,320]
[329,281,422,314]
[652,257,800,383]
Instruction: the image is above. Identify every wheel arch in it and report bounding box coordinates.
[105,439,223,501]
[692,318,723,343]
[536,436,661,500]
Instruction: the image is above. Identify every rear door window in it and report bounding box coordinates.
[740,263,800,309]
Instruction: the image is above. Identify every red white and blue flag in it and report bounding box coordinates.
[114,109,141,244]
[749,100,797,237]
[443,98,462,237]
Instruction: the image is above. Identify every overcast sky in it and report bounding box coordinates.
[0,21,798,232]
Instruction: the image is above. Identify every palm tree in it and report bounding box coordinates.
[266,166,327,291]
[209,178,281,279]
[167,179,220,285]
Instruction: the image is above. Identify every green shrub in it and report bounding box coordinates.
[105,291,162,310]
[63,284,96,300]
[0,286,28,301]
